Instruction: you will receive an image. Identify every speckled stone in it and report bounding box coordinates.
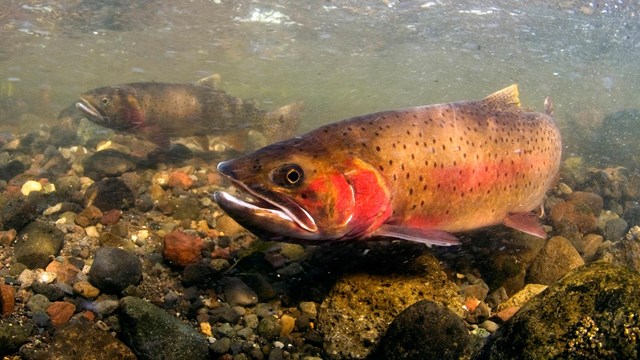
[318,253,463,359]
[477,262,640,360]
[14,220,65,269]
[118,296,208,360]
[43,319,136,359]
[83,149,137,180]
[0,319,34,355]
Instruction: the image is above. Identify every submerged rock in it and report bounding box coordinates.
[476,262,640,360]
[44,320,136,359]
[14,220,65,269]
[84,149,138,180]
[85,178,135,211]
[88,247,142,294]
[318,253,463,359]
[371,300,472,360]
[525,236,584,285]
[118,296,209,360]
[0,319,34,356]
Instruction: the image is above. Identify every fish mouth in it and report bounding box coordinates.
[76,98,107,122]
[213,162,318,237]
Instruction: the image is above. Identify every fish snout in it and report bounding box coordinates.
[217,160,236,178]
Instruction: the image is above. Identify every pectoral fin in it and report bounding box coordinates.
[503,212,547,238]
[372,224,461,247]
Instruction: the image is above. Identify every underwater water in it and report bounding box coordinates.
[1,0,640,359]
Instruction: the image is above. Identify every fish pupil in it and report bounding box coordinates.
[101,97,110,106]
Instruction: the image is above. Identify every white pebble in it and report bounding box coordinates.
[273,341,285,349]
[43,203,63,216]
[37,271,57,284]
[21,180,42,196]
[85,226,99,238]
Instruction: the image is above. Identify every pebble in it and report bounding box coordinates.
[163,230,203,267]
[45,258,80,284]
[88,247,142,294]
[223,277,258,307]
[119,296,209,360]
[73,280,100,299]
[83,149,137,180]
[479,320,500,333]
[257,317,281,341]
[525,236,584,285]
[0,283,15,316]
[279,314,295,337]
[20,180,42,196]
[244,313,260,329]
[31,281,65,301]
[46,301,76,327]
[14,220,65,269]
[211,336,232,354]
[572,233,604,261]
[85,178,135,211]
[299,302,317,319]
[604,217,628,241]
[26,293,51,313]
[168,171,194,190]
[75,205,103,227]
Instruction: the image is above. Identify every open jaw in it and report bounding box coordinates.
[213,179,318,236]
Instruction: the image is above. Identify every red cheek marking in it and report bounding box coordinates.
[343,159,392,235]
[296,173,354,226]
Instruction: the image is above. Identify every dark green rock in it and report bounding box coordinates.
[476,262,640,360]
[0,160,26,181]
[118,296,209,360]
[371,300,472,360]
[89,247,142,294]
[14,220,65,269]
[0,318,34,356]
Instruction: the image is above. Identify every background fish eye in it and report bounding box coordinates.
[101,97,110,106]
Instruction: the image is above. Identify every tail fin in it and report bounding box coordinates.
[261,102,304,142]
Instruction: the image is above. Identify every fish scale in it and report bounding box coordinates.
[213,85,562,246]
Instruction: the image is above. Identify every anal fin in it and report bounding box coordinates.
[503,212,547,238]
[372,225,461,247]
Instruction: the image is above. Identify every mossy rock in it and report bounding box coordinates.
[476,262,640,360]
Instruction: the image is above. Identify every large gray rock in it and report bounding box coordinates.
[118,296,209,360]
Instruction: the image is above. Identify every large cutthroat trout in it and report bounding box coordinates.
[75,78,302,150]
[213,85,562,246]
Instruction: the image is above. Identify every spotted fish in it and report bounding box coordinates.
[75,78,302,150]
[213,85,562,245]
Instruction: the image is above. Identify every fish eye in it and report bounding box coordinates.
[101,97,110,106]
[271,164,304,187]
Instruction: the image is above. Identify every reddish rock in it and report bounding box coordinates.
[168,171,193,190]
[100,209,122,225]
[550,199,598,235]
[46,258,80,284]
[47,301,76,327]
[0,283,15,316]
[567,191,603,216]
[163,230,203,266]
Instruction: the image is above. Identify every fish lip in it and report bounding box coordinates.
[76,97,106,122]
[216,167,318,233]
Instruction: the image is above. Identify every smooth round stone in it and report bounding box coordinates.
[88,247,142,294]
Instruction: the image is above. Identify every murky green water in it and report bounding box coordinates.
[1,0,638,136]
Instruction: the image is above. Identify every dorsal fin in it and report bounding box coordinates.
[482,84,521,109]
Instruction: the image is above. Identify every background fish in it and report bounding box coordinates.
[75,79,302,150]
[213,85,562,246]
